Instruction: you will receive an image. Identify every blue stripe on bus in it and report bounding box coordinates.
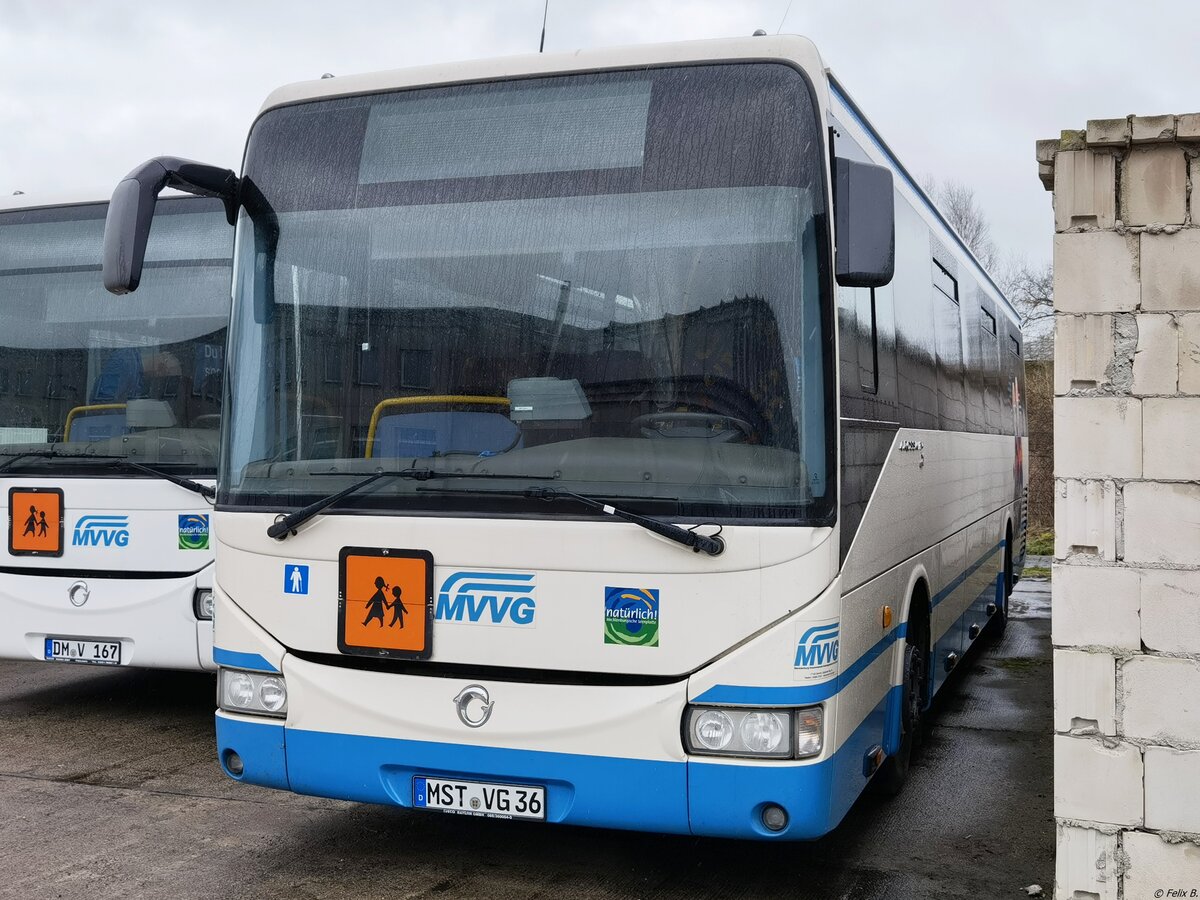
[691,623,906,706]
[213,647,279,673]
[215,689,897,840]
[695,537,1005,707]
[930,542,1003,610]
[215,712,289,790]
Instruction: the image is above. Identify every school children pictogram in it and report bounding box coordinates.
[9,487,64,557]
[360,577,411,628]
[338,547,432,659]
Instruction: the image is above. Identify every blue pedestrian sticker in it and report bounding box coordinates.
[284,564,309,595]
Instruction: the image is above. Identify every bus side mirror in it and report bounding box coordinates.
[833,157,895,288]
[103,157,239,295]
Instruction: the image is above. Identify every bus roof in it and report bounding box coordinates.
[258,35,827,117]
[0,193,105,214]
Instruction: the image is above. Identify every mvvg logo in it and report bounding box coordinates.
[72,515,130,548]
[794,621,839,679]
[435,571,536,627]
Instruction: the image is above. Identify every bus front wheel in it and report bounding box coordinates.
[873,625,926,797]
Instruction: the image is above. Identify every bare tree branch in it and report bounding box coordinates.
[998,255,1054,326]
[923,177,998,271]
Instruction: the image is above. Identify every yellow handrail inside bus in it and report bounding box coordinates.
[364,395,510,458]
[63,403,127,441]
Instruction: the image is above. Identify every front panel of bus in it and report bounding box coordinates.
[0,199,231,670]
[212,58,868,838]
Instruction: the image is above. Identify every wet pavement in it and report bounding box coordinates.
[0,579,1052,899]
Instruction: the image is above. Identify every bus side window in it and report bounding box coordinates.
[857,288,877,394]
[837,286,878,395]
[980,303,1003,433]
[932,259,958,304]
[931,257,965,429]
[981,308,996,335]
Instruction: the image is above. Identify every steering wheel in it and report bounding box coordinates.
[633,412,753,442]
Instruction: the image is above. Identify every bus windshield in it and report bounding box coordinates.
[0,199,231,475]
[224,63,833,522]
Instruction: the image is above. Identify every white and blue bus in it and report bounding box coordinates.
[0,194,231,670]
[104,35,1026,838]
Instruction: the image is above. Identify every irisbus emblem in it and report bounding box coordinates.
[435,571,537,627]
[71,515,130,548]
[793,620,840,683]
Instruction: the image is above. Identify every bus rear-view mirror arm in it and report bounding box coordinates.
[103,157,239,295]
[833,157,896,289]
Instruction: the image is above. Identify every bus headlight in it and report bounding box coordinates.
[193,589,215,620]
[219,668,287,718]
[684,705,822,760]
[692,710,735,751]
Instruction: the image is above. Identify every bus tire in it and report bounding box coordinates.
[873,612,927,797]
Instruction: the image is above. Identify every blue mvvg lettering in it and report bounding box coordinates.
[72,515,130,548]
[794,623,840,669]
[435,571,536,627]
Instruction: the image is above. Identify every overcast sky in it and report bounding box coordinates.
[3,0,1200,267]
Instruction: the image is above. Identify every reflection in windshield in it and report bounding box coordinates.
[0,199,232,472]
[224,64,832,521]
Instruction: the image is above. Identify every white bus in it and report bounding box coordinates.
[104,36,1026,838]
[0,194,231,670]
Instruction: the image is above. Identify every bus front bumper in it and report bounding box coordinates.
[214,653,866,840]
[0,570,214,671]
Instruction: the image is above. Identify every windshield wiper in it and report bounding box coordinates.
[524,487,725,556]
[0,450,216,499]
[0,449,127,475]
[266,467,556,540]
[113,460,215,500]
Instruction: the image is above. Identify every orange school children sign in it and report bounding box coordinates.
[338,546,434,660]
[9,487,64,557]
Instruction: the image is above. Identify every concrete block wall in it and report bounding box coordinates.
[1040,116,1200,899]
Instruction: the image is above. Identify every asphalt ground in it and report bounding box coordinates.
[0,579,1052,900]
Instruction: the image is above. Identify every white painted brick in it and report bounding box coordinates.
[1054,150,1117,231]
[1141,568,1200,653]
[1122,656,1200,744]
[1179,113,1200,140]
[1054,650,1116,735]
[1179,313,1200,394]
[1145,747,1200,831]
[1055,480,1117,560]
[1054,825,1118,900]
[1143,398,1200,479]
[1055,314,1114,394]
[1193,158,1200,226]
[1124,482,1200,565]
[1142,231,1200,312]
[1054,397,1142,479]
[1055,232,1140,313]
[1122,146,1187,226]
[1132,314,1179,395]
[1123,832,1200,900]
[1053,735,1143,826]
[1086,117,1129,148]
[1052,565,1140,650]
[1131,114,1177,143]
